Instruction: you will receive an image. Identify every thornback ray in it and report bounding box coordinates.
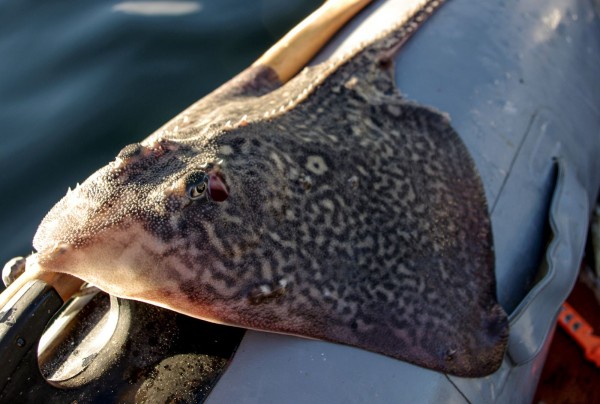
[7,0,508,377]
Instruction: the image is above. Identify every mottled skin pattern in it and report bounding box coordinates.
[32,1,508,377]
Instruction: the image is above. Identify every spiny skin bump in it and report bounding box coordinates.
[32,1,508,377]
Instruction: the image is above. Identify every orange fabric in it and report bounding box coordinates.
[558,302,600,367]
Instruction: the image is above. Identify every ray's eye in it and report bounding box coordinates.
[189,182,207,199]
[185,171,208,200]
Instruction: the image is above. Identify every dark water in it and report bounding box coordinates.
[0,0,320,268]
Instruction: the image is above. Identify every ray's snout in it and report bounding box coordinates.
[32,166,122,270]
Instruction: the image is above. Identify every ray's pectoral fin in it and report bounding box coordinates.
[339,297,509,377]
[255,268,508,378]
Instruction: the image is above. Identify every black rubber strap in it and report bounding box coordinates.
[0,280,63,394]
